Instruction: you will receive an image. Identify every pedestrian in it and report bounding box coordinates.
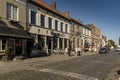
[94,47,97,53]
[45,45,49,55]
[65,48,68,55]
[89,46,92,52]
[75,47,78,55]
[68,43,71,56]
[77,46,81,56]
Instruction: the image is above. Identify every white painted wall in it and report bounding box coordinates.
[27,3,70,37]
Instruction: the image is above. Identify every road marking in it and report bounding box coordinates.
[38,68,98,80]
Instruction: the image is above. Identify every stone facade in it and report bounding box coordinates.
[70,19,82,51]
[0,0,95,57]
[0,0,26,29]
[81,25,91,51]
[0,0,31,57]
[27,0,71,53]
[101,35,108,47]
[86,24,101,49]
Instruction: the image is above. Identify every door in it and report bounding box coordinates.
[15,40,22,56]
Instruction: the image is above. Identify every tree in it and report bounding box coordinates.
[108,39,115,47]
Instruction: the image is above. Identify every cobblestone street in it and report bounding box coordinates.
[0,51,120,80]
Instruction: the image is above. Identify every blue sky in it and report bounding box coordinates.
[43,0,120,44]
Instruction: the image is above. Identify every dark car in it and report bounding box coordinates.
[99,47,109,54]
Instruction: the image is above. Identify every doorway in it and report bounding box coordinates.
[15,40,22,56]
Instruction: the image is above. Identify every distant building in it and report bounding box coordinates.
[70,18,83,51]
[81,25,91,50]
[101,35,108,47]
[86,24,101,48]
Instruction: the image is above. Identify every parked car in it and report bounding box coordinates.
[99,47,109,54]
[115,47,120,52]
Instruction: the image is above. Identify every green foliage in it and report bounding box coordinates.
[108,39,115,47]
[5,46,10,55]
[119,37,120,45]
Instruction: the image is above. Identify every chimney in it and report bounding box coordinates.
[64,11,69,16]
[50,2,56,9]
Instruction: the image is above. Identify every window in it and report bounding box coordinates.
[31,11,36,24]
[65,24,68,33]
[73,24,75,32]
[2,39,6,50]
[41,15,45,27]
[55,20,58,31]
[83,28,85,34]
[64,39,67,48]
[59,38,62,49]
[7,3,18,21]
[48,17,52,29]
[0,38,7,50]
[89,31,91,36]
[61,22,63,32]
[86,29,87,35]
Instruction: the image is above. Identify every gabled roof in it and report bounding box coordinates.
[27,0,71,20]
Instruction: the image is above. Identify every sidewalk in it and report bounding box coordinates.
[81,51,98,56]
[0,51,97,65]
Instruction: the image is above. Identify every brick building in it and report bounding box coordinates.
[86,24,101,49]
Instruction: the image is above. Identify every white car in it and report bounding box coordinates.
[116,47,120,52]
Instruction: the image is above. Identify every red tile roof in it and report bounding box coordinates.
[71,18,83,25]
[28,0,84,25]
[28,0,71,20]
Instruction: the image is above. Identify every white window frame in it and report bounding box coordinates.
[30,10,36,25]
[83,28,85,34]
[55,20,58,31]
[89,31,91,36]
[48,17,52,29]
[0,38,7,51]
[68,24,70,33]
[65,24,68,33]
[86,29,88,35]
[7,3,19,21]
[41,14,45,27]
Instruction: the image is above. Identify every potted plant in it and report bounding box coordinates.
[4,45,11,61]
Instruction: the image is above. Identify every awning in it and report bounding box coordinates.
[0,26,32,39]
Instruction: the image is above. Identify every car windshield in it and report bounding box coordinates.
[117,47,120,49]
[100,48,106,50]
